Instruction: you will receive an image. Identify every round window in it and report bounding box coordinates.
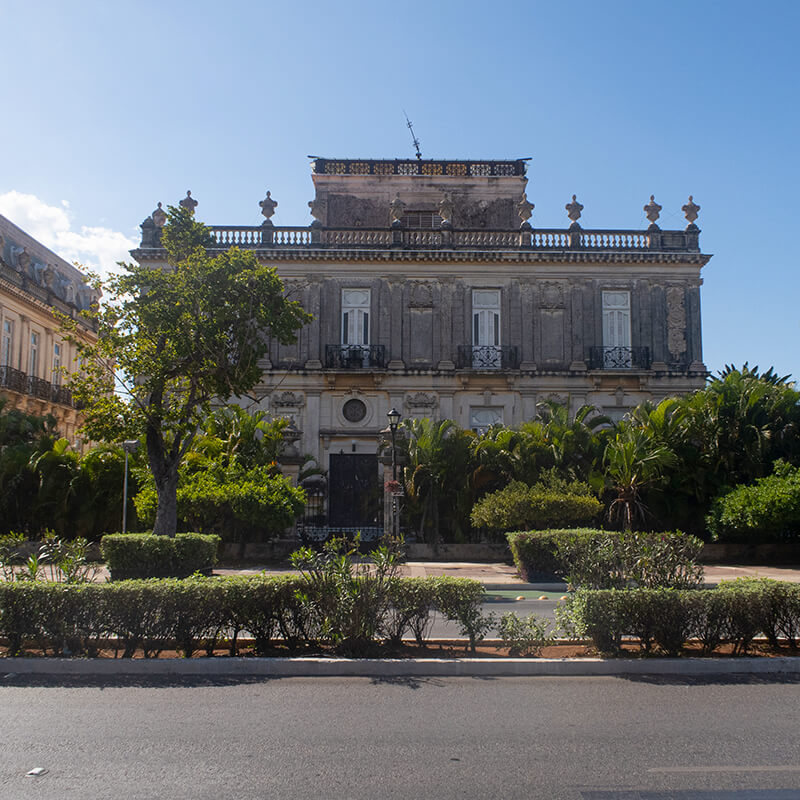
[342,399,367,423]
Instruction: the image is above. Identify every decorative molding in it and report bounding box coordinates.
[271,391,304,409]
[666,286,687,358]
[408,282,434,308]
[405,391,438,410]
[539,281,566,309]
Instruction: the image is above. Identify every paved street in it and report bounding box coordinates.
[2,674,799,799]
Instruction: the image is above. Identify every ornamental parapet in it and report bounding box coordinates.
[139,224,702,254]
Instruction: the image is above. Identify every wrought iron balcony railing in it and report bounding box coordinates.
[588,346,651,370]
[456,345,520,370]
[324,344,387,369]
[0,365,76,407]
[0,365,27,393]
[27,376,52,400]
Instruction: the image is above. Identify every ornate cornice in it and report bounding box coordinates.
[132,246,711,267]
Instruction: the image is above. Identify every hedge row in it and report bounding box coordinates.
[507,528,704,588]
[470,481,602,531]
[0,574,485,658]
[560,578,800,656]
[100,533,221,580]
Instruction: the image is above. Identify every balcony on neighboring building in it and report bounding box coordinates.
[588,346,651,370]
[324,344,387,369]
[456,345,520,370]
[1,365,75,406]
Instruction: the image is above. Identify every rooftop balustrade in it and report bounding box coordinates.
[198,225,699,253]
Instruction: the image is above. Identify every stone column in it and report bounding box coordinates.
[519,282,536,370]
[436,280,455,370]
[687,282,706,371]
[568,282,587,371]
[305,391,321,462]
[388,281,404,370]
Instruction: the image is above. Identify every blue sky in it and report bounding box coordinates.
[2,0,798,381]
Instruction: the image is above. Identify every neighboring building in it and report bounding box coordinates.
[0,213,99,443]
[132,157,711,531]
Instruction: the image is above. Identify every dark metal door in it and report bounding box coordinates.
[328,454,381,528]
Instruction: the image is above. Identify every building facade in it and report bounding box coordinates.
[0,213,99,443]
[133,157,711,530]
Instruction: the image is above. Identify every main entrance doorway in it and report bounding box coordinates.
[327,454,382,529]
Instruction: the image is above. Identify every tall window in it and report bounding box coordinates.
[602,290,631,368]
[341,289,370,346]
[52,342,62,386]
[1,320,13,368]
[472,289,501,368]
[29,331,39,377]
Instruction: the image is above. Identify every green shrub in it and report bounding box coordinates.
[707,461,800,542]
[433,576,494,653]
[101,532,220,580]
[498,612,553,656]
[385,577,439,645]
[507,528,703,589]
[471,480,602,531]
[561,581,800,657]
[289,536,404,655]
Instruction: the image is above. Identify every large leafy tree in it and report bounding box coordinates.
[66,206,311,536]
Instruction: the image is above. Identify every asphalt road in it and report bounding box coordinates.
[2,673,799,800]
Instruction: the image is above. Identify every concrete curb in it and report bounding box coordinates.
[3,655,800,678]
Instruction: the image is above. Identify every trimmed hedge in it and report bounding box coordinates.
[560,578,800,656]
[0,574,485,657]
[101,533,221,580]
[507,528,704,588]
[471,481,602,532]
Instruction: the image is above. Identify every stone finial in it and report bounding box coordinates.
[517,193,535,224]
[179,190,198,214]
[644,194,662,223]
[152,202,167,228]
[259,191,278,221]
[644,195,662,228]
[438,193,455,226]
[566,194,583,224]
[389,194,405,227]
[682,195,700,225]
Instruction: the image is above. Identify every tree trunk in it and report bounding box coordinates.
[152,469,179,537]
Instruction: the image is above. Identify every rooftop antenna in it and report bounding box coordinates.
[403,111,422,160]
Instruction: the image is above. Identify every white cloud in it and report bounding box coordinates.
[0,190,137,278]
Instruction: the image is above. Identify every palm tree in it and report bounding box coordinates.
[401,418,473,543]
[603,425,677,530]
[535,400,610,483]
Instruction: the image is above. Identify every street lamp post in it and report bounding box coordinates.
[386,408,401,537]
[121,440,139,534]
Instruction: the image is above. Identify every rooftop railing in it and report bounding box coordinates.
[198,225,699,253]
[311,158,527,177]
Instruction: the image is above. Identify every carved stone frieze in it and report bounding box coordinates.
[409,282,434,308]
[271,391,304,409]
[666,286,687,357]
[539,280,566,309]
[405,392,437,410]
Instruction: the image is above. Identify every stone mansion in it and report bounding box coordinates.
[133,157,711,528]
